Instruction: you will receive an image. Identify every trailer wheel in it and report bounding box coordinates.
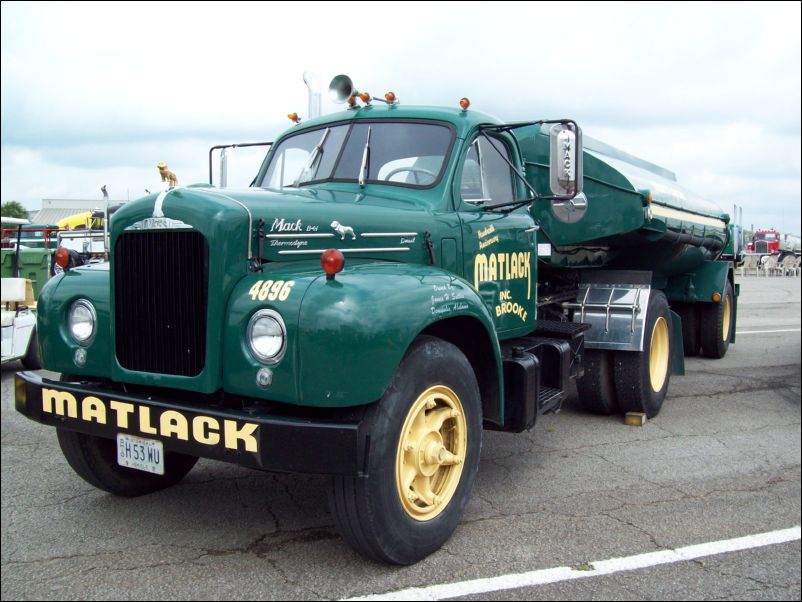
[700,281,733,359]
[576,350,619,414]
[21,329,42,370]
[329,336,482,565]
[674,303,701,357]
[614,291,672,418]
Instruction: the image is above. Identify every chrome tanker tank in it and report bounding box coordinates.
[515,127,730,278]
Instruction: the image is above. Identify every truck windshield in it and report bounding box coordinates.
[756,233,778,240]
[261,124,349,188]
[259,121,453,189]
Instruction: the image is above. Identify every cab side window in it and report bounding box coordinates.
[460,136,515,205]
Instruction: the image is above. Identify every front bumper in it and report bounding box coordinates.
[15,371,368,476]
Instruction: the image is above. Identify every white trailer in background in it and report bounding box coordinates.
[1,217,41,369]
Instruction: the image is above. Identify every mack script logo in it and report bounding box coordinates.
[41,389,259,453]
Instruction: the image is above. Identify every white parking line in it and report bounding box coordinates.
[736,328,801,334]
[343,526,801,601]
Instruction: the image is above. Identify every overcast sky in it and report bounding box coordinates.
[2,1,800,234]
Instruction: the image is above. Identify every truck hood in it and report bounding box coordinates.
[114,184,438,266]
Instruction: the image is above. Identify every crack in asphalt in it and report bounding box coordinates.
[599,511,666,551]
[459,472,799,533]
[513,421,801,460]
[24,488,96,509]
[690,556,798,597]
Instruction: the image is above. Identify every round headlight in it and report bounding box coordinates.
[69,299,97,345]
[247,309,286,364]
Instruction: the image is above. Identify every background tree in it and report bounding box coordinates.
[1,201,29,219]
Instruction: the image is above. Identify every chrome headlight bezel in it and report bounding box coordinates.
[247,309,287,364]
[68,299,97,346]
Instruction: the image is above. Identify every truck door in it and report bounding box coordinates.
[456,133,537,337]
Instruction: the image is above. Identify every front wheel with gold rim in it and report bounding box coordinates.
[329,336,482,565]
[614,290,673,418]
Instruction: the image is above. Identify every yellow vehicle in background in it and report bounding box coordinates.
[54,199,123,271]
[57,211,100,231]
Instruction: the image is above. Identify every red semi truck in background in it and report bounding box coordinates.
[746,228,801,261]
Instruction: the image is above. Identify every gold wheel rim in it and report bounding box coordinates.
[396,385,467,521]
[722,293,731,342]
[649,317,670,393]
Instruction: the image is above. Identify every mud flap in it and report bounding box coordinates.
[669,310,685,376]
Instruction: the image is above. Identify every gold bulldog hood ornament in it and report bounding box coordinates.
[157,162,178,188]
[151,162,179,220]
[126,162,191,230]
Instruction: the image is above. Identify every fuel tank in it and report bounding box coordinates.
[515,126,730,277]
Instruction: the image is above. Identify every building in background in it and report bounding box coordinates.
[32,198,126,226]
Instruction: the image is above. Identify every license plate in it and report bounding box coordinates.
[117,433,164,475]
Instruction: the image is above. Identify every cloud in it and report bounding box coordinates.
[1,1,800,234]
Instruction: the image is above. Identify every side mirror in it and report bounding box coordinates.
[549,123,583,198]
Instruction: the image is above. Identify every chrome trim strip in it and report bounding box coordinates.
[152,188,172,218]
[267,233,335,238]
[360,232,419,237]
[277,247,411,255]
[651,204,727,229]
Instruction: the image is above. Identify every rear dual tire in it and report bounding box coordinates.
[576,349,618,415]
[613,291,672,419]
[700,281,734,359]
[576,291,672,419]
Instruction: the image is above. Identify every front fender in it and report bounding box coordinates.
[224,262,500,408]
[296,263,499,407]
[36,264,112,378]
[223,262,320,403]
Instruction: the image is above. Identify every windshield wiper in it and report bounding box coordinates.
[292,128,330,186]
[358,126,372,187]
[307,128,329,173]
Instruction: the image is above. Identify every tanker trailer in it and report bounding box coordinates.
[516,127,736,416]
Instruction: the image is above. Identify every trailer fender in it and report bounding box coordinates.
[665,259,732,305]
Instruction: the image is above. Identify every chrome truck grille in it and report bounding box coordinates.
[755,241,769,254]
[115,231,209,376]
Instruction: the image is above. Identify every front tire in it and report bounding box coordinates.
[614,291,672,418]
[329,336,482,565]
[55,375,198,497]
[21,328,42,370]
[57,429,198,497]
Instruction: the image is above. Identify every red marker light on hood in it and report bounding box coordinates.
[321,249,345,280]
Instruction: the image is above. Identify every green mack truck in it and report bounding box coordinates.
[15,75,737,565]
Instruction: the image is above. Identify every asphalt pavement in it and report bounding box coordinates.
[2,275,800,600]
